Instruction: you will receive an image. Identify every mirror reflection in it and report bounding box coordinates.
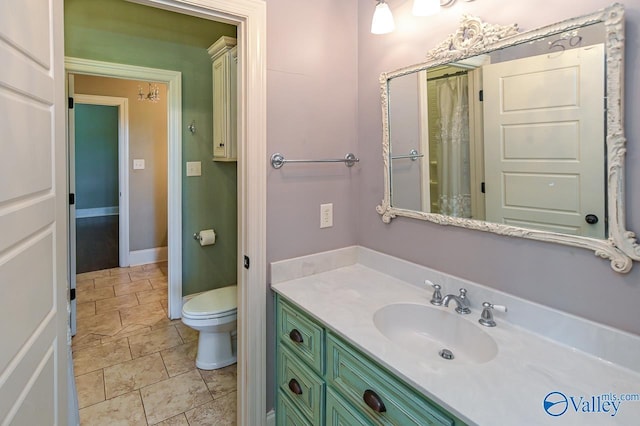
[388,23,606,239]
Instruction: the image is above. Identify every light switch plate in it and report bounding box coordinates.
[186,161,202,177]
[133,159,145,170]
[320,203,333,228]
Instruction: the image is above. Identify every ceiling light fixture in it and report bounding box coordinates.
[371,0,395,35]
[413,0,475,17]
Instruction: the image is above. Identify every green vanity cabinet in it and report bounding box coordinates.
[276,295,466,426]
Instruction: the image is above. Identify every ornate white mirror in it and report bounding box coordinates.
[377,4,640,273]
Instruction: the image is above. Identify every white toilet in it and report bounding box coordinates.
[181,285,237,370]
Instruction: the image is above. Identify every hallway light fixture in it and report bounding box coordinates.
[138,82,160,103]
[413,0,475,17]
[371,0,395,35]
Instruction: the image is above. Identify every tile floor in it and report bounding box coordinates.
[72,262,237,425]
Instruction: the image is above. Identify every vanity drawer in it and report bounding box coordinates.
[277,296,325,374]
[326,333,457,426]
[277,345,325,426]
[277,390,313,426]
[326,387,372,426]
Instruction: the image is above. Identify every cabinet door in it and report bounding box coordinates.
[277,391,313,426]
[213,54,229,158]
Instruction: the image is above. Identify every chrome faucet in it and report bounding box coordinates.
[442,288,471,314]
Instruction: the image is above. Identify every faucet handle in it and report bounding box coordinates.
[478,302,508,327]
[458,288,468,298]
[426,280,443,306]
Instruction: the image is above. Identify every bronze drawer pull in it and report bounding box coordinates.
[363,389,386,413]
[289,328,304,343]
[288,378,303,395]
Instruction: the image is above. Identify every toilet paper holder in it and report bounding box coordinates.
[193,229,216,246]
[193,232,202,241]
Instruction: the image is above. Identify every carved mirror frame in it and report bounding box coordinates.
[377,4,640,273]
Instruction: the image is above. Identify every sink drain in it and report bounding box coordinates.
[439,349,454,360]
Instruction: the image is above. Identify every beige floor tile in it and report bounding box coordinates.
[109,265,144,276]
[72,334,103,351]
[129,326,183,358]
[76,302,96,320]
[151,318,182,330]
[175,322,198,343]
[75,370,105,409]
[73,338,131,376]
[140,369,212,425]
[95,294,140,314]
[143,262,166,271]
[76,279,94,291]
[77,270,110,281]
[153,413,189,426]
[199,363,237,399]
[94,274,132,289]
[160,341,198,377]
[136,288,168,305]
[130,269,166,281]
[75,311,122,339]
[103,352,168,399]
[79,390,146,426]
[150,277,168,290]
[114,279,152,296]
[77,286,115,303]
[101,324,152,345]
[120,301,169,328]
[185,391,236,426]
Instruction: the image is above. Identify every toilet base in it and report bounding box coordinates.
[195,329,237,370]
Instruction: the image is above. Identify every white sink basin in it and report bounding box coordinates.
[373,303,498,365]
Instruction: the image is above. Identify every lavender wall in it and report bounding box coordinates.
[356,0,640,336]
[266,0,359,264]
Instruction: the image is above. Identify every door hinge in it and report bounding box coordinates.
[69,193,75,205]
[70,288,76,301]
[481,182,486,193]
[479,90,484,102]
[244,255,250,270]
[68,97,74,109]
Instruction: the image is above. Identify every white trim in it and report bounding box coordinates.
[129,246,168,266]
[65,58,183,320]
[266,410,275,426]
[126,1,268,424]
[73,93,130,267]
[76,206,119,218]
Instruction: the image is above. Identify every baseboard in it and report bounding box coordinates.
[129,246,168,266]
[76,206,119,218]
[266,409,275,426]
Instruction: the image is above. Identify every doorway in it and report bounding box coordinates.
[64,0,267,424]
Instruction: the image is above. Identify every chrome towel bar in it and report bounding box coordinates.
[390,149,423,161]
[270,152,359,169]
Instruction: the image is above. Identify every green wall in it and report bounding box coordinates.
[75,104,119,210]
[65,0,238,296]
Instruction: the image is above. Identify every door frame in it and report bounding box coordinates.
[65,58,183,321]
[65,0,268,424]
[73,94,130,267]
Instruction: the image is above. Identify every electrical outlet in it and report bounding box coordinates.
[133,159,145,170]
[186,161,202,177]
[320,203,333,228]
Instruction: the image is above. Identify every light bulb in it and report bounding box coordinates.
[412,0,440,16]
[371,1,395,35]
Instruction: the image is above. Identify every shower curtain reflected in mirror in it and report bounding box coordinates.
[430,74,471,218]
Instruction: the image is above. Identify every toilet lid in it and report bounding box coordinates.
[182,285,237,318]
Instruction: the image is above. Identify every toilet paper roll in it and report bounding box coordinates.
[199,229,216,246]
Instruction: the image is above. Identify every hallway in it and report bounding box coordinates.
[72,262,236,425]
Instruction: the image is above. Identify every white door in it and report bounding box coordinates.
[483,44,605,238]
[0,0,70,424]
[68,75,77,337]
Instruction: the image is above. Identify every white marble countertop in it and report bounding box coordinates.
[271,248,640,426]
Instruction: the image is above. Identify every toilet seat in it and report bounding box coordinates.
[182,285,237,319]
